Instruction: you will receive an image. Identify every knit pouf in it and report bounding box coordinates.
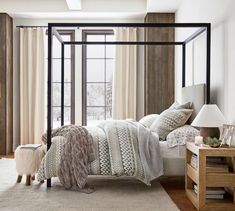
[15,145,45,185]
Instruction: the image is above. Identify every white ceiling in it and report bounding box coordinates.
[147,0,183,12]
[0,0,183,19]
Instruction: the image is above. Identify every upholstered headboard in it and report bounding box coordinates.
[181,84,206,123]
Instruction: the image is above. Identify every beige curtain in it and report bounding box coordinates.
[20,28,45,144]
[112,28,137,120]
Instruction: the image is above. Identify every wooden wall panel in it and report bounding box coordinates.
[145,13,175,115]
[0,14,7,154]
[0,13,13,155]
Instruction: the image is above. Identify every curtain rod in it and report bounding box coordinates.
[16,25,48,28]
[16,25,80,29]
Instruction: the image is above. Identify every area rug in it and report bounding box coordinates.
[0,158,179,211]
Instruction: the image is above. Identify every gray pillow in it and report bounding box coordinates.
[167,125,199,148]
[139,114,159,128]
[150,108,193,140]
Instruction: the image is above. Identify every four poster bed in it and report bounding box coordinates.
[41,22,211,189]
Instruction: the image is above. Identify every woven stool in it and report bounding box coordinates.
[15,145,45,185]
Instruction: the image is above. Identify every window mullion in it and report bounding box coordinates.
[104,34,107,120]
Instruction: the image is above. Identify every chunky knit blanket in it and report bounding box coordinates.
[38,120,163,189]
[39,125,95,193]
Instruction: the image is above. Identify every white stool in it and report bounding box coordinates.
[15,145,45,185]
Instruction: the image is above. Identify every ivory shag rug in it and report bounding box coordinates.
[0,158,179,211]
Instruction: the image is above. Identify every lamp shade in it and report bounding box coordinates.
[191,104,226,128]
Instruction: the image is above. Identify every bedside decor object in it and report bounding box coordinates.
[203,137,221,148]
[220,124,235,147]
[191,104,226,138]
[195,136,203,146]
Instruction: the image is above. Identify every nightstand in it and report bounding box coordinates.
[185,142,235,211]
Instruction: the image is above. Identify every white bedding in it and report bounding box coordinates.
[159,141,185,158]
[159,141,185,176]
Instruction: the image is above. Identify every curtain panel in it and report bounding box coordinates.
[20,28,45,145]
[112,28,137,120]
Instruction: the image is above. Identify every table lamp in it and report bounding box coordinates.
[191,104,226,138]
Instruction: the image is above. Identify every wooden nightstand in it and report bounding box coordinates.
[185,142,235,211]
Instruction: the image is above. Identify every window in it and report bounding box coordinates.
[46,31,75,128]
[82,30,115,126]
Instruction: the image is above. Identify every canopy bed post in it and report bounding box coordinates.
[47,24,53,188]
[182,43,186,88]
[206,24,211,104]
[181,24,211,101]
[47,25,64,187]
[61,43,65,126]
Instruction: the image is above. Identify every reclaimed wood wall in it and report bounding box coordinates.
[145,13,175,115]
[0,13,13,154]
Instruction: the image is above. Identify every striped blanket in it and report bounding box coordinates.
[38,120,163,186]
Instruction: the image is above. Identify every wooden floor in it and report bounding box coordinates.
[0,154,196,211]
[0,153,14,159]
[159,176,197,211]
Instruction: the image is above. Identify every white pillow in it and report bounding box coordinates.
[150,108,193,140]
[139,114,159,128]
[169,101,192,110]
[167,125,199,148]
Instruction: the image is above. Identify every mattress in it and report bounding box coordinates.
[159,141,185,176]
[159,141,185,158]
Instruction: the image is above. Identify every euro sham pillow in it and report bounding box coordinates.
[166,125,199,148]
[139,114,159,128]
[150,108,193,140]
[169,101,192,110]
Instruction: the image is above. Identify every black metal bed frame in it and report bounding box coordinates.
[46,22,211,187]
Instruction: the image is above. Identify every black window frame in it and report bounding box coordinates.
[82,29,114,125]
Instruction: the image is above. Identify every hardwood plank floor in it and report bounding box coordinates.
[159,176,197,211]
[0,154,196,210]
[0,153,14,159]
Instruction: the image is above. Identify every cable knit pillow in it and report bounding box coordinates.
[139,114,159,128]
[167,125,199,148]
[150,108,193,140]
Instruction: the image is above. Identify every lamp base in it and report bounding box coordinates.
[200,127,220,139]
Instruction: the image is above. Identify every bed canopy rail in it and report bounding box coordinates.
[46,22,211,187]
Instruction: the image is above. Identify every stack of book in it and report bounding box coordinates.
[206,162,229,173]
[207,157,229,173]
[194,185,225,199]
[190,155,229,173]
[190,154,198,169]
